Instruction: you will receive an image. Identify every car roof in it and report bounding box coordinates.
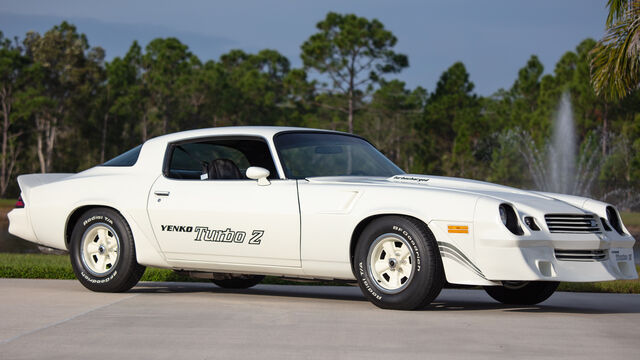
[136,127,353,179]
[144,126,346,145]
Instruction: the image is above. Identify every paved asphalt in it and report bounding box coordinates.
[0,279,638,359]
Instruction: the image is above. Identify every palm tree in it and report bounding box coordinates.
[591,0,640,101]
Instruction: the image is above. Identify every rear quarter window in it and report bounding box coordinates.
[102,145,142,167]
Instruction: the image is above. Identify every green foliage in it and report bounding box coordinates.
[358,80,425,170]
[301,12,408,133]
[0,253,347,286]
[301,12,407,83]
[17,21,105,173]
[0,253,203,282]
[0,33,30,196]
[418,62,483,177]
[591,0,640,101]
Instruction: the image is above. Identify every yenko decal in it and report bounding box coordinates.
[161,225,193,232]
[160,224,264,245]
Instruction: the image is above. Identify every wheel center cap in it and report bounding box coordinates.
[98,245,105,254]
[388,258,397,269]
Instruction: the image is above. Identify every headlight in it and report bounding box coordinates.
[499,206,508,226]
[606,206,624,235]
[499,204,523,235]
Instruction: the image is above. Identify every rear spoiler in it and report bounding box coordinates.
[17,174,73,203]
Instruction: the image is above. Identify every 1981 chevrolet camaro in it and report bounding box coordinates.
[8,127,638,309]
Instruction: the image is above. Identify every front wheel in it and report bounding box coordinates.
[354,216,444,310]
[70,208,146,292]
[483,281,559,305]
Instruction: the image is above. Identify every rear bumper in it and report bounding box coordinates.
[8,208,38,243]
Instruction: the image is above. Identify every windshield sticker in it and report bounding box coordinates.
[390,175,430,183]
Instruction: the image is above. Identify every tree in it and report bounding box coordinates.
[554,39,613,156]
[21,22,104,173]
[301,12,408,133]
[359,80,425,170]
[510,55,548,139]
[142,38,194,136]
[419,62,481,176]
[0,33,27,196]
[116,42,150,143]
[95,42,145,162]
[207,49,293,127]
[591,0,640,101]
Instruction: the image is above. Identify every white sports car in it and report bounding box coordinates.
[8,127,637,309]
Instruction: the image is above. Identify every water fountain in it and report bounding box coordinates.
[548,92,576,194]
[512,93,639,262]
[515,91,601,196]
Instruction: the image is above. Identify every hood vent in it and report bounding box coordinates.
[544,214,601,234]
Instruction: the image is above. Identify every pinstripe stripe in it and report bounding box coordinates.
[438,241,486,279]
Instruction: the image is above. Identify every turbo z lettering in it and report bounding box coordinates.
[188,226,263,245]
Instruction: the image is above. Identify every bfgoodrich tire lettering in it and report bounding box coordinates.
[483,281,559,305]
[70,208,146,292]
[354,216,444,310]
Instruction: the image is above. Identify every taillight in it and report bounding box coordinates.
[15,195,24,208]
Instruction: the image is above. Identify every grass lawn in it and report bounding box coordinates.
[0,198,17,208]
[620,211,640,230]
[0,253,339,286]
[1,253,638,294]
[0,253,197,282]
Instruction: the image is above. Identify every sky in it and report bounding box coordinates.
[0,0,608,96]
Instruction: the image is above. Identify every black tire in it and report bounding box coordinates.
[354,216,444,310]
[212,275,264,289]
[483,281,559,305]
[69,208,146,292]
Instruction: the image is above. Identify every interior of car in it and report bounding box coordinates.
[165,137,279,180]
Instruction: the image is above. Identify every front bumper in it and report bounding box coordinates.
[477,244,637,282]
[472,197,637,282]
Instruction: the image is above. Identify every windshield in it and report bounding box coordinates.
[274,132,404,179]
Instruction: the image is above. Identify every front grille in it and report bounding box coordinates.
[554,249,608,261]
[544,214,601,233]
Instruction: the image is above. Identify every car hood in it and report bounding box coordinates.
[306,174,591,214]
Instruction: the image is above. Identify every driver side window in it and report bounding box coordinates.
[165,137,278,180]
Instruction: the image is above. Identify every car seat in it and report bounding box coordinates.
[207,159,243,179]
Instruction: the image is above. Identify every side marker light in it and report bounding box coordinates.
[448,225,469,234]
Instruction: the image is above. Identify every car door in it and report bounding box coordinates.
[146,136,301,268]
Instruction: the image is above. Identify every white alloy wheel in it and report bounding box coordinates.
[80,223,120,276]
[367,233,415,294]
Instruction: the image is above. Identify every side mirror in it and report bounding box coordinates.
[246,166,270,186]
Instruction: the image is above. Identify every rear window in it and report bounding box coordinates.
[102,145,142,167]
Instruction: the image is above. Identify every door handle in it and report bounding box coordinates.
[154,190,170,197]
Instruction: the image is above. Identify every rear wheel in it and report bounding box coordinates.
[70,208,145,292]
[354,216,444,310]
[483,281,559,305]
[211,275,264,289]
